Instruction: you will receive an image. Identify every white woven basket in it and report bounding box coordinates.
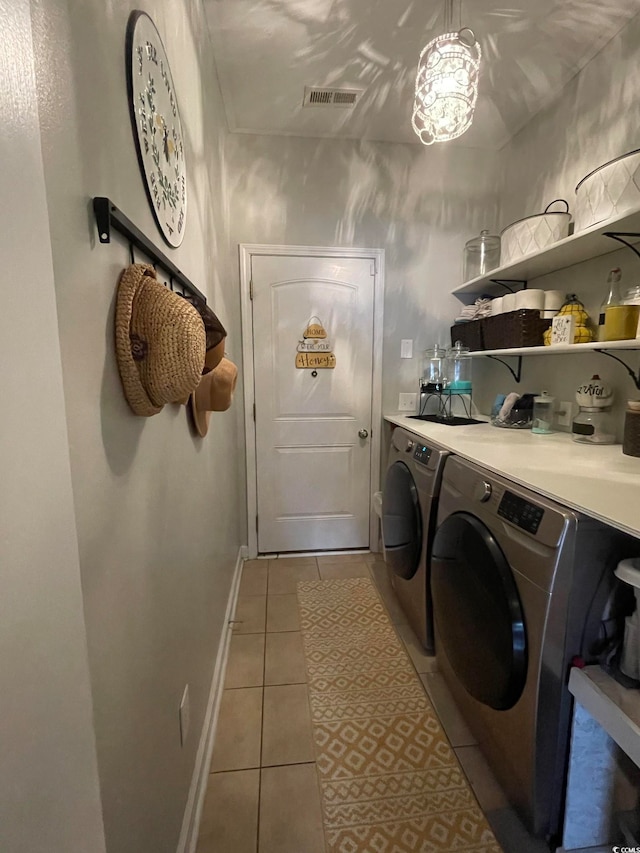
[575,149,640,232]
[500,200,571,265]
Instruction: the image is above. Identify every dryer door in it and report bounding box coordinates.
[431,511,527,710]
[382,462,423,580]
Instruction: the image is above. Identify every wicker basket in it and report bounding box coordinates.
[483,309,551,350]
[450,320,484,351]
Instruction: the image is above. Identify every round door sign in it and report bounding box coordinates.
[126,11,187,247]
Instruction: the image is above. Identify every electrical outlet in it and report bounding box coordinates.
[179,684,190,747]
[398,392,417,412]
[400,339,413,359]
[556,401,575,428]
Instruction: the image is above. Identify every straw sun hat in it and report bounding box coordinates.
[114,264,206,416]
[190,357,238,436]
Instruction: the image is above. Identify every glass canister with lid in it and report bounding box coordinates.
[421,345,447,391]
[571,374,617,444]
[445,341,472,392]
[623,284,640,338]
[463,230,501,281]
[603,281,640,341]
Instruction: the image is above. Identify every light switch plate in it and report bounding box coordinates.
[400,339,413,359]
[399,393,417,412]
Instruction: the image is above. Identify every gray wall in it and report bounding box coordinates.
[0,1,106,850]
[30,1,244,851]
[227,134,501,416]
[472,12,640,432]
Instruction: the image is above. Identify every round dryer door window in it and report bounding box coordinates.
[382,462,423,580]
[431,511,527,710]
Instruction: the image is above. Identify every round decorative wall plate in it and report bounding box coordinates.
[126,11,187,247]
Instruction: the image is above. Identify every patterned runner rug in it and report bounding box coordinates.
[297,577,502,853]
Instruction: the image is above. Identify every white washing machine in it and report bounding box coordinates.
[430,455,638,843]
[381,426,449,652]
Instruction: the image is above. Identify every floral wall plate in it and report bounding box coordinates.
[126,11,187,247]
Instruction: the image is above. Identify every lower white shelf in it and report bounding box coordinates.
[469,340,640,357]
[568,665,640,767]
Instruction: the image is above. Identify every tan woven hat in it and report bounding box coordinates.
[190,357,238,436]
[115,264,206,416]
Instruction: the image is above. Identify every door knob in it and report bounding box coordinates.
[358,428,369,439]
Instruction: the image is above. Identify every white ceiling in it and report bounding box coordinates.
[204,0,639,150]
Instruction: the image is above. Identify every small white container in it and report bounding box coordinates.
[515,289,545,311]
[502,292,516,312]
[575,149,640,232]
[614,558,640,680]
[491,296,504,316]
[501,200,571,264]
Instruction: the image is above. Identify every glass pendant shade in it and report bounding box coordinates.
[412,29,481,145]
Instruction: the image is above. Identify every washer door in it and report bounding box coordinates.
[431,511,527,710]
[382,462,423,580]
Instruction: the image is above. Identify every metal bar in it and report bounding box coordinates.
[444,0,453,31]
[485,354,522,383]
[489,279,528,293]
[594,348,640,390]
[602,232,640,262]
[93,197,206,304]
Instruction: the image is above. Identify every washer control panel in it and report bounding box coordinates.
[413,444,433,465]
[498,490,544,534]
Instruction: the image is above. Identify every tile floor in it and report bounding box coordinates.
[196,553,549,853]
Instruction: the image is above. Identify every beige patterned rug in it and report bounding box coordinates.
[297,577,502,853]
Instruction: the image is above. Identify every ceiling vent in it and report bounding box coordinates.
[303,87,362,109]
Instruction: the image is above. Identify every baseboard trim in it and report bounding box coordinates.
[176,544,248,853]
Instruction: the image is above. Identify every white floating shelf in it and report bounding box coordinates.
[453,207,640,297]
[468,340,640,357]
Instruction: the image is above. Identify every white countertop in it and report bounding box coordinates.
[384,414,640,540]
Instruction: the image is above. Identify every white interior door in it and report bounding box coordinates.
[251,253,376,553]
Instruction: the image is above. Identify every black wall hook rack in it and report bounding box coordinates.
[93,197,206,304]
[485,354,523,383]
[603,231,640,262]
[595,348,640,390]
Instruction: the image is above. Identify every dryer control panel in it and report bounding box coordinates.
[498,491,544,535]
[413,444,432,465]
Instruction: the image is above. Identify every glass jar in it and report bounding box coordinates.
[422,345,446,390]
[463,230,501,282]
[603,286,640,341]
[445,341,472,392]
[624,285,640,338]
[532,391,554,434]
[571,408,617,444]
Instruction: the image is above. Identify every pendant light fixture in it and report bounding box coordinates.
[411,0,481,145]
